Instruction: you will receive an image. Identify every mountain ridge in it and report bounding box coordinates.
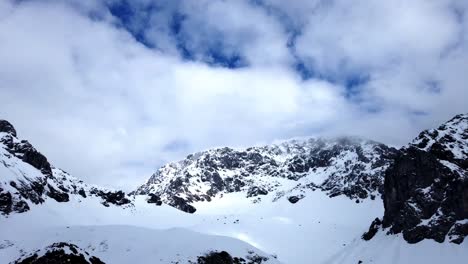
[134,136,398,213]
[2,114,468,247]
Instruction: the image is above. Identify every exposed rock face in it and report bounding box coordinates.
[146,193,162,205]
[0,189,30,214]
[287,195,304,204]
[135,137,397,213]
[90,189,131,207]
[196,251,235,264]
[362,218,382,241]
[195,251,269,264]
[0,120,17,137]
[13,242,105,264]
[0,120,133,215]
[246,186,268,198]
[379,114,468,244]
[171,196,197,213]
[0,129,52,176]
[46,184,70,202]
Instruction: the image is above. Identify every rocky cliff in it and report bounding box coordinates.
[364,114,468,244]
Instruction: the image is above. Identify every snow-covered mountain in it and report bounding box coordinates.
[0,120,278,263]
[0,120,132,215]
[1,114,468,264]
[134,137,398,212]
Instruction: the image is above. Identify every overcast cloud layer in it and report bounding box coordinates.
[1,0,467,190]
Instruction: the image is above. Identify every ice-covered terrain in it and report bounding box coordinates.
[1,188,381,264]
[1,115,468,264]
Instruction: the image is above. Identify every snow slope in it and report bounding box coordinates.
[327,232,468,264]
[1,189,382,264]
[1,224,278,264]
[2,188,467,264]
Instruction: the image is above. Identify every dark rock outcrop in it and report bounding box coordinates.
[287,195,304,204]
[13,242,105,264]
[362,218,382,241]
[197,251,235,264]
[375,113,468,244]
[246,186,268,198]
[0,120,17,137]
[46,185,70,202]
[147,193,162,205]
[448,221,468,244]
[0,120,134,215]
[0,120,52,176]
[196,251,269,264]
[0,134,52,176]
[0,190,30,214]
[90,190,131,207]
[169,196,196,213]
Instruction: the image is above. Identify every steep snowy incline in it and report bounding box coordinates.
[135,137,398,212]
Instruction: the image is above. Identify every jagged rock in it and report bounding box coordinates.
[13,242,105,264]
[135,137,397,213]
[46,185,70,202]
[147,193,162,205]
[197,251,234,264]
[0,121,52,177]
[196,251,269,264]
[448,222,468,244]
[246,186,268,198]
[14,141,53,176]
[0,120,17,137]
[382,147,455,233]
[78,189,87,198]
[287,195,304,204]
[0,120,134,215]
[8,179,45,205]
[169,196,196,213]
[362,218,382,240]
[0,123,51,177]
[91,190,131,207]
[0,190,29,214]
[379,114,468,244]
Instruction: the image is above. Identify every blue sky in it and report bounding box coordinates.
[1,0,467,189]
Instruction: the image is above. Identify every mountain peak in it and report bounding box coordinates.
[0,120,17,137]
[370,113,468,244]
[135,136,398,213]
[411,113,468,169]
[0,120,132,215]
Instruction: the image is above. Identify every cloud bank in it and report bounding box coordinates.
[0,0,467,189]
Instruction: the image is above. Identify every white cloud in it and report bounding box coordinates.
[0,0,467,190]
[295,1,460,72]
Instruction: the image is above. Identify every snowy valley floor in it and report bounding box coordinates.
[1,191,467,264]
